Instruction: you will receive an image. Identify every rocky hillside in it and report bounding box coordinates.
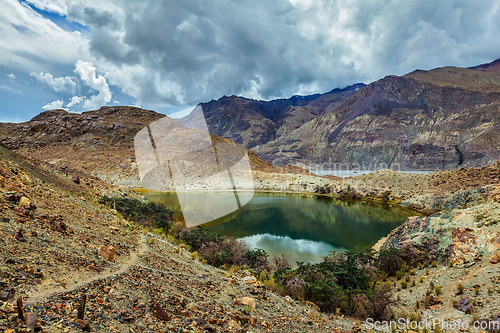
[179,84,364,148]
[253,59,500,170]
[0,106,287,187]
[0,141,352,333]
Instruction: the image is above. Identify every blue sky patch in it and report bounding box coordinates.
[19,0,90,35]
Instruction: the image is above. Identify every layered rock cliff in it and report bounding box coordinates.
[253,61,500,170]
[179,84,364,149]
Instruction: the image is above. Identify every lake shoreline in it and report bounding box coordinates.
[134,187,424,216]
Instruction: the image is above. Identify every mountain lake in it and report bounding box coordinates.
[143,192,415,265]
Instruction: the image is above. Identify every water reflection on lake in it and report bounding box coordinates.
[241,233,338,265]
[144,191,414,265]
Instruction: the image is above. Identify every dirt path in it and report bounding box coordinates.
[25,233,149,304]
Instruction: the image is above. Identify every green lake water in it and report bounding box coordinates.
[144,192,414,265]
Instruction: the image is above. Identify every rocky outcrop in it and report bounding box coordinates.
[373,201,500,264]
[454,296,474,313]
[183,96,277,149]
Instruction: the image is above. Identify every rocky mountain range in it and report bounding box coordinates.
[2,59,500,176]
[175,58,500,171]
[179,84,364,148]
[250,59,500,170]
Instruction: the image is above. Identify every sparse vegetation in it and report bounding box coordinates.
[99,196,173,230]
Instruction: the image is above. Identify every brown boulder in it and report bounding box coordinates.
[151,301,171,321]
[98,245,115,262]
[427,294,442,305]
[15,229,27,242]
[74,319,90,331]
[240,297,256,310]
[4,193,21,202]
[1,286,15,301]
[19,196,30,207]
[454,296,474,314]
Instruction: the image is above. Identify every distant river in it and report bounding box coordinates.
[144,192,414,265]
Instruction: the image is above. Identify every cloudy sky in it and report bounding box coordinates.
[1,0,499,122]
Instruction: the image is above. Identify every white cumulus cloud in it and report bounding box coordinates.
[74,59,112,109]
[42,99,65,110]
[61,0,500,109]
[30,72,78,94]
[2,0,500,118]
[66,95,84,107]
[0,0,85,73]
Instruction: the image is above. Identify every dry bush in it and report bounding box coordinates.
[352,293,371,319]
[371,283,398,320]
[285,277,306,300]
[272,254,291,272]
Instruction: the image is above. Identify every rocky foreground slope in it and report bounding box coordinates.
[2,124,500,331]
[0,145,352,332]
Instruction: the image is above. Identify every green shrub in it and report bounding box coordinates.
[99,196,173,230]
[286,249,375,313]
[263,276,285,294]
[377,248,404,277]
[244,248,270,273]
[178,226,223,251]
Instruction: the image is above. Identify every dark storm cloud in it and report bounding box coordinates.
[69,0,364,107]
[64,0,500,109]
[2,0,499,121]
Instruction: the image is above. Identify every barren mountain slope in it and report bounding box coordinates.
[253,63,500,170]
[0,106,286,186]
[180,84,364,149]
[468,57,500,73]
